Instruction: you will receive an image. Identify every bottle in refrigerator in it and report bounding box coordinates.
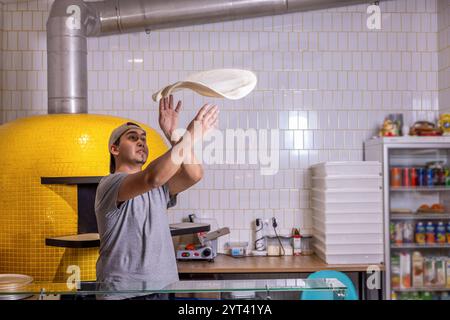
[425,222,436,244]
[435,258,446,287]
[395,222,403,244]
[398,292,411,300]
[422,292,433,300]
[391,291,398,300]
[447,259,450,288]
[400,252,411,289]
[447,222,450,244]
[441,292,450,300]
[410,292,420,300]
[391,254,401,289]
[415,222,426,244]
[412,251,424,288]
[438,168,445,185]
[426,168,434,187]
[418,168,426,186]
[403,222,414,243]
[424,257,436,287]
[445,168,450,186]
[411,168,418,187]
[436,222,446,244]
[435,162,445,185]
[403,168,410,186]
[390,168,402,187]
[390,222,395,243]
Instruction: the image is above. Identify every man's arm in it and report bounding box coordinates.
[116,133,192,202]
[159,95,218,196]
[165,140,204,196]
[117,103,218,202]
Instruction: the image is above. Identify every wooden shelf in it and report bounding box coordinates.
[45,233,100,248]
[41,176,104,185]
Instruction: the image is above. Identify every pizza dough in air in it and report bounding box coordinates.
[152,69,257,102]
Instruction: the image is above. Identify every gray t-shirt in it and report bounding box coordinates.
[94,172,178,300]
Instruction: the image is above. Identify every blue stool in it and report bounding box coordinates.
[301,270,358,300]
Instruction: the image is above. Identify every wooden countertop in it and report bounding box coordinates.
[177,254,384,273]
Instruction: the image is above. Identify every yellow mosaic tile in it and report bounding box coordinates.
[0,114,168,281]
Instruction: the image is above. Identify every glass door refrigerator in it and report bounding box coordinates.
[365,136,450,300]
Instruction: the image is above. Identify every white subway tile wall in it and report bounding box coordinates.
[438,0,450,112]
[0,0,445,251]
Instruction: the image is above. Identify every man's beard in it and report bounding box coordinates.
[135,156,147,165]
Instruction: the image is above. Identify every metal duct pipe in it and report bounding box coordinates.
[47,0,97,114]
[90,0,287,36]
[47,0,370,114]
[90,0,369,36]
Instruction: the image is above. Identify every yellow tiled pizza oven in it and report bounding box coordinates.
[0,114,167,281]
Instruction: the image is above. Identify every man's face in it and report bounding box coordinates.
[113,128,148,167]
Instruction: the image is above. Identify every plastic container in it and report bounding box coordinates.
[225,242,248,256]
[314,243,383,255]
[267,244,280,256]
[314,228,383,245]
[311,161,381,177]
[311,188,381,203]
[265,236,292,256]
[301,235,313,255]
[313,210,382,224]
[314,245,384,264]
[312,175,382,189]
[313,237,383,255]
[312,215,382,234]
[311,197,382,213]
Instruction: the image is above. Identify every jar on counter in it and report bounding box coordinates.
[301,235,313,256]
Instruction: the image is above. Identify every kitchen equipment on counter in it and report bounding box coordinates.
[267,244,280,256]
[176,244,215,261]
[176,227,230,261]
[292,228,302,256]
[300,235,313,256]
[265,235,292,256]
[225,242,249,257]
[252,218,268,256]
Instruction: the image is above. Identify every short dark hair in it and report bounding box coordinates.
[109,137,121,174]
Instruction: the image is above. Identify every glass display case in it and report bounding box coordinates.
[365,137,450,300]
[0,278,347,300]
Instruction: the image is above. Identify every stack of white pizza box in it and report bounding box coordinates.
[310,162,384,264]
